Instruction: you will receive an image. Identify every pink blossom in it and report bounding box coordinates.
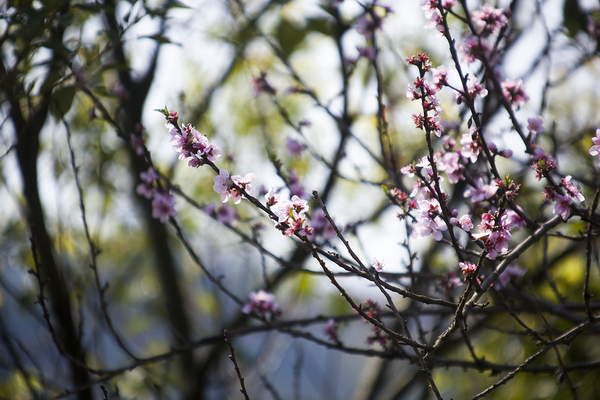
[413,199,448,241]
[407,69,444,136]
[400,164,416,177]
[289,169,309,199]
[275,195,312,236]
[230,173,255,204]
[424,12,445,34]
[276,195,309,224]
[130,133,145,156]
[472,3,508,36]
[560,175,585,203]
[416,155,437,177]
[169,126,191,159]
[203,144,221,163]
[265,187,280,206]
[527,116,546,137]
[140,167,159,183]
[371,258,385,271]
[466,76,488,99]
[286,137,307,157]
[545,176,585,221]
[439,270,463,296]
[360,299,382,319]
[553,193,572,220]
[464,178,498,203]
[459,35,490,64]
[502,209,525,230]
[357,46,376,61]
[474,210,515,260]
[459,215,473,231]
[310,208,337,240]
[136,168,159,199]
[501,78,529,107]
[213,169,233,202]
[216,204,238,224]
[167,122,220,166]
[151,191,177,222]
[252,72,276,96]
[459,261,477,276]
[420,0,438,19]
[324,319,339,342]
[530,147,557,179]
[431,65,449,89]
[460,130,481,163]
[486,230,510,260]
[204,202,217,216]
[355,6,391,39]
[136,183,154,199]
[242,290,281,317]
[421,0,454,34]
[439,151,464,183]
[497,265,525,288]
[500,149,513,158]
[406,87,419,101]
[590,129,600,158]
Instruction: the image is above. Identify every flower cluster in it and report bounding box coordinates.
[413,198,448,241]
[497,264,525,288]
[590,128,600,164]
[543,175,585,220]
[136,167,177,223]
[360,299,382,319]
[459,35,491,64]
[530,147,557,180]
[439,270,463,296]
[459,261,477,277]
[204,202,238,224]
[472,3,509,37]
[310,208,337,241]
[407,53,444,137]
[324,319,339,342]
[460,129,481,162]
[252,71,276,96]
[527,116,546,140]
[167,119,220,168]
[472,209,523,260]
[388,187,417,212]
[355,4,393,41]
[371,258,385,271]
[242,290,281,318]
[501,78,529,108]
[286,137,307,157]
[272,194,313,237]
[213,169,255,204]
[464,177,498,204]
[288,169,310,199]
[421,0,457,35]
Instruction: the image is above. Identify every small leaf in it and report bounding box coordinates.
[50,85,77,119]
[154,106,169,116]
[140,34,174,45]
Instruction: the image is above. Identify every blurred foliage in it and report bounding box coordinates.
[1,0,600,399]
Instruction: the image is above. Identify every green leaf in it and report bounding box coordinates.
[140,34,179,46]
[276,17,332,56]
[154,105,169,116]
[563,0,588,38]
[50,85,77,119]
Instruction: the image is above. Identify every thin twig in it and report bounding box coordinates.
[224,330,251,400]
